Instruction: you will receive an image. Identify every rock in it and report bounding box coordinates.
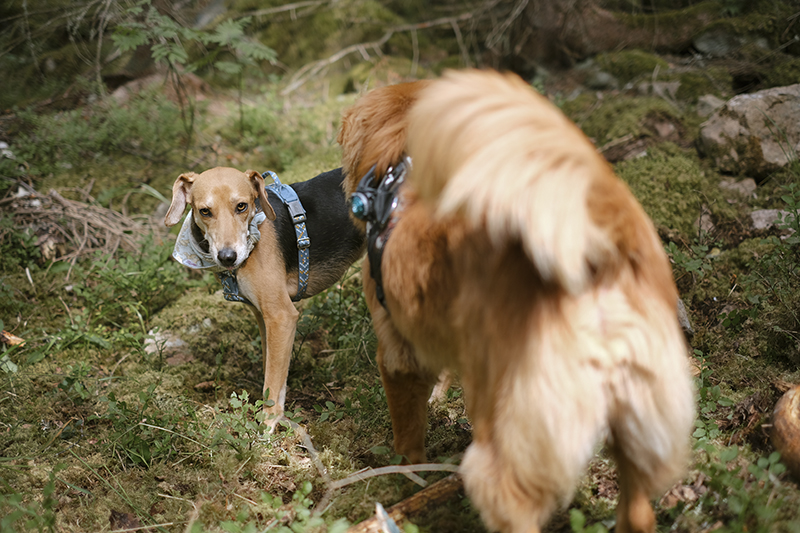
[694,27,769,58]
[696,94,726,118]
[694,205,715,235]
[586,70,619,90]
[698,84,800,179]
[144,329,194,365]
[677,298,694,341]
[750,209,790,231]
[719,177,757,198]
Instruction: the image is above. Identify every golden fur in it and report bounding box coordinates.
[339,70,695,533]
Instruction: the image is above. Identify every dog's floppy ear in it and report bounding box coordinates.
[165,172,197,227]
[246,170,275,221]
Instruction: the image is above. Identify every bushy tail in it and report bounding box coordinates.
[406,69,642,294]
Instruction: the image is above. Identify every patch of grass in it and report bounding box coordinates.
[12,90,188,179]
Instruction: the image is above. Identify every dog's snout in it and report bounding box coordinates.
[218,248,237,267]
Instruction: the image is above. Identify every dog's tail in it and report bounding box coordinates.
[406,69,667,295]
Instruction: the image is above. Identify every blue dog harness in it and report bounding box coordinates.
[263,171,311,302]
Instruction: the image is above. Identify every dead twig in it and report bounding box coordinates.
[281,12,474,95]
[345,473,463,533]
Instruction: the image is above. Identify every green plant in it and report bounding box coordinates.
[113,1,276,148]
[737,183,800,357]
[0,215,41,273]
[225,90,328,171]
[313,400,347,423]
[300,268,375,357]
[695,446,791,531]
[720,307,758,332]
[96,383,192,467]
[12,93,185,177]
[213,481,349,533]
[569,508,609,533]
[666,241,715,281]
[0,464,62,533]
[73,235,194,330]
[211,390,272,455]
[56,361,95,404]
[693,349,734,443]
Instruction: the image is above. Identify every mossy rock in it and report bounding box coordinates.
[615,145,728,239]
[595,50,669,83]
[764,56,800,89]
[560,92,599,125]
[674,68,733,102]
[253,0,400,69]
[578,96,680,146]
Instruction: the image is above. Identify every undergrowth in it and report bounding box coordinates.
[3,25,800,533]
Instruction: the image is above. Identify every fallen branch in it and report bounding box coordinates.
[345,473,464,533]
[331,463,459,490]
[281,12,474,95]
[0,181,163,279]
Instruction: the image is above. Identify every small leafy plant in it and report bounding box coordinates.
[693,349,734,443]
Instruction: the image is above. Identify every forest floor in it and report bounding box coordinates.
[2,21,800,533]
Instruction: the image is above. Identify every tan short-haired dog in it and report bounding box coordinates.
[338,70,695,533]
[165,167,364,428]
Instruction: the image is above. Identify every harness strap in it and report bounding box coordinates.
[263,171,310,301]
[217,270,252,305]
[350,157,410,310]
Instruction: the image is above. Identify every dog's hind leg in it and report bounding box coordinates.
[604,313,694,533]
[611,449,657,533]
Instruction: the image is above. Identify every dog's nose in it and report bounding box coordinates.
[218,248,237,267]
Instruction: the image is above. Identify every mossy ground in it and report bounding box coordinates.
[3,7,800,531]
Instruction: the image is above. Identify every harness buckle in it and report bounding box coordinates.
[286,200,306,222]
[297,237,310,249]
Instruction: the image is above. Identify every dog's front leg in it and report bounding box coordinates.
[249,302,299,431]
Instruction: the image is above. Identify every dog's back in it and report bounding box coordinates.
[269,168,365,294]
[405,70,695,533]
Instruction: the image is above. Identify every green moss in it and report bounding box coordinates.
[595,50,669,83]
[675,68,733,102]
[764,56,800,89]
[615,146,726,238]
[255,0,400,69]
[560,92,598,124]
[579,96,679,146]
[618,1,723,32]
[280,145,344,184]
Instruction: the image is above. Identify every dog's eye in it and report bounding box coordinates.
[236,203,248,213]
[199,208,211,217]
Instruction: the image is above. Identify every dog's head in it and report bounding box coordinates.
[337,80,432,202]
[164,167,274,270]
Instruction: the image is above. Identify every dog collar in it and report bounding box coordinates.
[349,156,410,308]
[172,209,266,272]
[263,171,311,302]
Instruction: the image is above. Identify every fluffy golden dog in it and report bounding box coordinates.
[338,70,695,533]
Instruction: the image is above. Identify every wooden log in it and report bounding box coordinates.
[346,473,463,533]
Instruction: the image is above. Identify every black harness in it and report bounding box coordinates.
[349,157,411,308]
